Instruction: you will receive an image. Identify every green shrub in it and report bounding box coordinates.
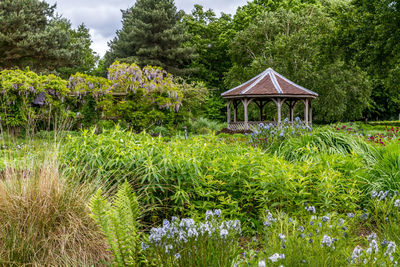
[368,121,400,127]
[187,117,225,134]
[61,127,365,232]
[365,143,400,193]
[151,126,171,136]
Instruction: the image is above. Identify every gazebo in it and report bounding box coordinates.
[221,68,318,130]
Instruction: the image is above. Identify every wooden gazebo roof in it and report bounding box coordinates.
[221,68,318,98]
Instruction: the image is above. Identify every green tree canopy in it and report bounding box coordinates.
[105,0,196,76]
[227,3,372,122]
[183,5,234,90]
[0,0,97,75]
[336,0,400,119]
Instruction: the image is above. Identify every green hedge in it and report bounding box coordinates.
[367,121,400,127]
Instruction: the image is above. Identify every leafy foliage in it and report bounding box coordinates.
[61,127,368,231]
[183,5,234,89]
[0,68,69,132]
[0,62,207,133]
[336,0,400,119]
[89,181,141,266]
[227,4,371,122]
[0,0,97,74]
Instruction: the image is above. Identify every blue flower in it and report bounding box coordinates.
[360,213,369,220]
[214,209,221,217]
[141,242,149,250]
[322,216,330,222]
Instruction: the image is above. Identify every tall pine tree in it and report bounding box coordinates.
[105,0,195,76]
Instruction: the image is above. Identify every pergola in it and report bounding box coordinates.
[221,68,318,130]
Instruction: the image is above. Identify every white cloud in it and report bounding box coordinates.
[48,0,248,57]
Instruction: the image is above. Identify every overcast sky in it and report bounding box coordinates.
[47,0,248,57]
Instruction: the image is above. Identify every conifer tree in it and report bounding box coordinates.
[0,0,96,74]
[105,0,195,75]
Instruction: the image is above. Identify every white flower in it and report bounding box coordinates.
[178,231,187,242]
[279,233,286,241]
[394,199,400,207]
[165,244,173,253]
[351,245,363,262]
[258,260,266,267]
[367,240,379,254]
[180,218,195,229]
[220,229,228,239]
[305,206,316,213]
[205,210,213,220]
[188,227,198,238]
[367,232,377,241]
[321,235,334,248]
[269,253,285,262]
[141,242,148,250]
[385,242,396,261]
[214,209,221,217]
[174,253,181,259]
[322,216,329,222]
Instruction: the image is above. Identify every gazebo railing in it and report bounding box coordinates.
[228,121,276,131]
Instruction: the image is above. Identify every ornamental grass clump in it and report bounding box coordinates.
[0,147,109,266]
[143,209,241,267]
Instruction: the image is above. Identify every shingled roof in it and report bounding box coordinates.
[221,68,318,98]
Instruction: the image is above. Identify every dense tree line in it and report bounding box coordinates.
[1,0,400,123]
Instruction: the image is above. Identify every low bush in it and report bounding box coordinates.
[186,117,225,134]
[367,121,400,127]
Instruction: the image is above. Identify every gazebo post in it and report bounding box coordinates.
[290,101,297,123]
[233,100,238,123]
[277,99,282,124]
[255,100,266,122]
[227,100,231,127]
[242,98,249,130]
[304,99,309,125]
[285,100,297,124]
[272,98,284,124]
[309,100,313,125]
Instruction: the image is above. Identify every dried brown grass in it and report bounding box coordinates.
[0,151,110,266]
